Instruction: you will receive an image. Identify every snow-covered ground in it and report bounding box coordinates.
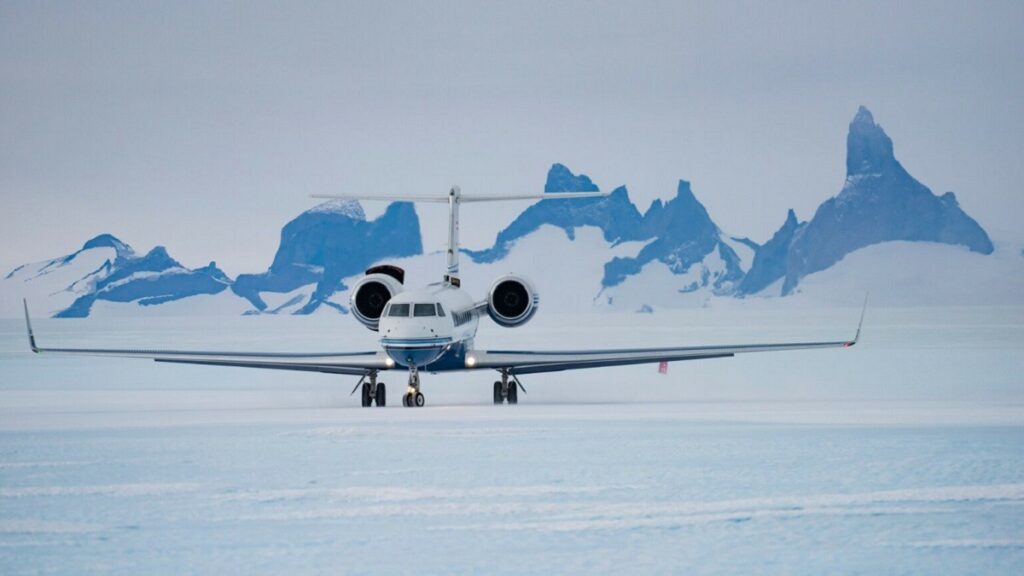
[1,306,1022,574]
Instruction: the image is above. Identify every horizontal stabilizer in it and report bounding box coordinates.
[460,191,609,203]
[310,191,609,203]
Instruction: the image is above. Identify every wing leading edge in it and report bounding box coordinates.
[22,300,391,376]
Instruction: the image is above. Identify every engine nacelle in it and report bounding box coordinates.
[486,275,538,328]
[350,268,404,331]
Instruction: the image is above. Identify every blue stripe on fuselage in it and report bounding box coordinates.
[382,337,453,368]
[381,338,472,371]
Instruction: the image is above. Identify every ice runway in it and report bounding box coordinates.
[1,307,1022,573]
[1,403,1023,574]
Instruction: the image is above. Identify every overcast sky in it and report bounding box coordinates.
[2,1,1022,276]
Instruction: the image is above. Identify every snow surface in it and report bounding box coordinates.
[0,247,117,317]
[597,251,731,311]
[304,198,366,219]
[781,240,1024,306]
[88,290,253,318]
[1,306,1022,573]
[721,234,756,273]
[257,284,317,314]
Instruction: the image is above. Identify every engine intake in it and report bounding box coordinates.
[487,275,538,328]
[350,269,404,331]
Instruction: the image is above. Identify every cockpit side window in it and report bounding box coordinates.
[435,303,445,317]
[414,303,436,317]
[388,303,410,317]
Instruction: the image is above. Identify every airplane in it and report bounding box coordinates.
[22,186,865,408]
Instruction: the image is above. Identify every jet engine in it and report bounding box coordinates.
[486,274,538,328]
[350,265,405,331]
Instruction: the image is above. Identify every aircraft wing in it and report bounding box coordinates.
[468,301,866,375]
[22,300,391,376]
[467,339,856,374]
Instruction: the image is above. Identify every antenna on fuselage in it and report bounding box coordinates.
[310,187,609,286]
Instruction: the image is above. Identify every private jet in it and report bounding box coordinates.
[24,187,864,407]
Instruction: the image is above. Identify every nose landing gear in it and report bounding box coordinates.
[402,366,425,407]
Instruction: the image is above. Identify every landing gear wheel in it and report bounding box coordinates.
[402,393,411,407]
[507,382,518,405]
[375,383,386,407]
[493,381,503,405]
[361,382,372,407]
[414,392,425,407]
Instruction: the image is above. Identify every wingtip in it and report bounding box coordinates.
[853,292,868,344]
[22,298,38,353]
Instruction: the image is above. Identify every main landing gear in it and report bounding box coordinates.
[356,371,387,407]
[402,366,426,408]
[355,367,425,408]
[493,370,522,405]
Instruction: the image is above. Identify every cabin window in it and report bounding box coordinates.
[388,303,410,317]
[436,303,445,317]
[414,303,436,317]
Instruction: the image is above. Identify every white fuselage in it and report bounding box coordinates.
[377,284,479,369]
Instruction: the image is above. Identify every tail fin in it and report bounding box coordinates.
[311,187,609,285]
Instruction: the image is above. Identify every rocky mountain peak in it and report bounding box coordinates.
[545,163,600,193]
[846,105,897,176]
[81,233,133,256]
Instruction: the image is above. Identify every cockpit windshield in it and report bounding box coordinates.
[388,303,410,317]
[413,303,437,317]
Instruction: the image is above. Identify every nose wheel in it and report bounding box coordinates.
[403,391,425,407]
[402,367,425,407]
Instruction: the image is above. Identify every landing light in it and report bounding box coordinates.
[385,357,395,368]
[465,355,477,368]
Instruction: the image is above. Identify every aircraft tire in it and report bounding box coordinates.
[493,382,503,404]
[361,382,372,407]
[414,392,425,407]
[375,383,386,407]
[507,384,518,405]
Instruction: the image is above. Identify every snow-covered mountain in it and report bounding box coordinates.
[466,164,645,263]
[1,234,238,318]
[2,107,1015,318]
[468,164,754,302]
[739,106,994,296]
[231,199,421,315]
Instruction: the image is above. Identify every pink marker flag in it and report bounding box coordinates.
[658,361,668,374]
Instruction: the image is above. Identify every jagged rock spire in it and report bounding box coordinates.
[846,105,897,176]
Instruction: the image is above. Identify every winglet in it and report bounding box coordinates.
[23,299,39,353]
[845,292,868,347]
